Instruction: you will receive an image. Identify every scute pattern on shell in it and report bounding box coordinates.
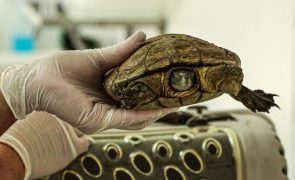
[104,34,240,103]
[115,34,240,85]
[104,34,278,112]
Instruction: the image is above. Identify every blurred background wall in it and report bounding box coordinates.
[0,0,294,178]
[165,0,294,179]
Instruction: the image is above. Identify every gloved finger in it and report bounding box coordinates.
[62,122,90,155]
[82,31,146,73]
[109,108,179,129]
[74,135,90,154]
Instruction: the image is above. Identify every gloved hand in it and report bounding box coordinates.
[0,111,90,179]
[0,32,177,134]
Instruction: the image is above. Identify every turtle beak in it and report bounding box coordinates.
[199,65,243,96]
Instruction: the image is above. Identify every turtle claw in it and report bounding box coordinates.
[231,85,279,113]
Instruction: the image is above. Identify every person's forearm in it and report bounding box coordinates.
[0,143,25,180]
[0,89,16,135]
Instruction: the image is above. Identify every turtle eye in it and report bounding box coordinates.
[170,70,195,91]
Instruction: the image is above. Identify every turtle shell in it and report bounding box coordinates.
[104,34,243,110]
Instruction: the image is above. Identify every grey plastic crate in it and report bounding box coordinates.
[42,109,287,180]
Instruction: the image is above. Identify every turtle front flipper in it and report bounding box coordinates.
[231,85,279,113]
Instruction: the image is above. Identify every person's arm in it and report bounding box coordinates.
[0,90,23,179]
[0,143,24,180]
[0,89,16,135]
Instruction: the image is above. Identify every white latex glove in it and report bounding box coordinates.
[0,32,177,134]
[0,111,90,179]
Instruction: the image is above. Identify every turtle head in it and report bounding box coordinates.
[198,64,243,96]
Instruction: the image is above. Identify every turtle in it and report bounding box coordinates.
[104,34,279,112]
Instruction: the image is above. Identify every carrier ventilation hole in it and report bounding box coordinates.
[180,149,204,174]
[62,170,83,180]
[164,166,185,180]
[131,152,153,175]
[114,168,135,180]
[81,154,102,177]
